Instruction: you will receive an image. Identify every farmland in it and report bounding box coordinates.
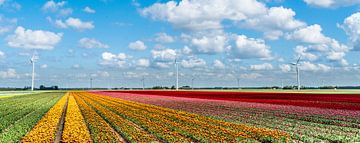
[0,90,359,143]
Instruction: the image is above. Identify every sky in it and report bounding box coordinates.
[0,0,360,88]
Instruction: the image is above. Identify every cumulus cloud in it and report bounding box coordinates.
[151,48,177,62]
[83,6,96,13]
[303,0,360,8]
[288,24,350,66]
[79,38,109,49]
[0,15,17,35]
[286,24,330,44]
[141,0,267,31]
[294,45,318,61]
[240,6,305,40]
[213,59,225,69]
[191,34,228,54]
[42,0,72,16]
[0,68,18,78]
[339,12,360,50]
[155,32,174,43]
[136,58,150,67]
[54,17,94,30]
[129,40,147,50]
[100,52,128,68]
[300,61,331,72]
[181,46,192,55]
[250,63,273,70]
[7,26,62,50]
[279,64,291,72]
[232,35,272,59]
[181,56,206,68]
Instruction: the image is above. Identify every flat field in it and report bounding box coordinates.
[1,90,359,143]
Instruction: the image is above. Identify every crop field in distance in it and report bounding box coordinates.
[0,90,358,143]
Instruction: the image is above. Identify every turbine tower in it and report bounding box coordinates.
[175,59,179,90]
[191,77,195,90]
[291,57,301,90]
[141,76,145,90]
[30,54,38,91]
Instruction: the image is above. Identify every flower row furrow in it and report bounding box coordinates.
[62,93,92,143]
[73,92,122,143]
[85,92,289,142]
[21,93,68,143]
[78,92,163,143]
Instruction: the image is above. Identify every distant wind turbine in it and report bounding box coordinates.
[291,56,301,90]
[141,76,145,90]
[30,54,38,91]
[175,59,179,90]
[236,78,240,90]
[191,77,195,90]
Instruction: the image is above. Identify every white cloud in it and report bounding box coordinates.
[141,0,267,31]
[41,64,48,69]
[191,34,227,54]
[79,38,109,49]
[233,35,272,59]
[279,64,291,72]
[151,48,177,62]
[240,6,305,40]
[91,71,110,78]
[300,61,331,72]
[7,26,62,50]
[0,15,17,35]
[294,45,318,61]
[54,17,94,30]
[250,63,273,70]
[0,50,4,59]
[240,73,262,79]
[137,58,150,67]
[181,46,192,55]
[303,0,360,8]
[100,52,128,68]
[155,32,174,43]
[72,64,80,69]
[213,59,225,69]
[181,56,206,68]
[339,12,360,50]
[42,0,72,16]
[286,24,330,44]
[287,24,350,65]
[83,6,96,13]
[0,68,18,78]
[129,40,147,50]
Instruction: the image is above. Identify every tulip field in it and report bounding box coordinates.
[0,90,359,143]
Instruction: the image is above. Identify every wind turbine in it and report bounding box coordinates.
[191,77,195,90]
[175,59,179,90]
[141,76,145,90]
[291,57,301,90]
[30,54,38,91]
[236,78,240,90]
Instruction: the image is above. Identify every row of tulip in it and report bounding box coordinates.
[73,92,123,143]
[62,93,92,142]
[82,92,289,142]
[75,92,162,142]
[0,93,58,133]
[110,90,360,110]
[96,91,360,142]
[21,93,69,142]
[0,93,63,143]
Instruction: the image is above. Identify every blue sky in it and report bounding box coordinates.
[1,0,360,88]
